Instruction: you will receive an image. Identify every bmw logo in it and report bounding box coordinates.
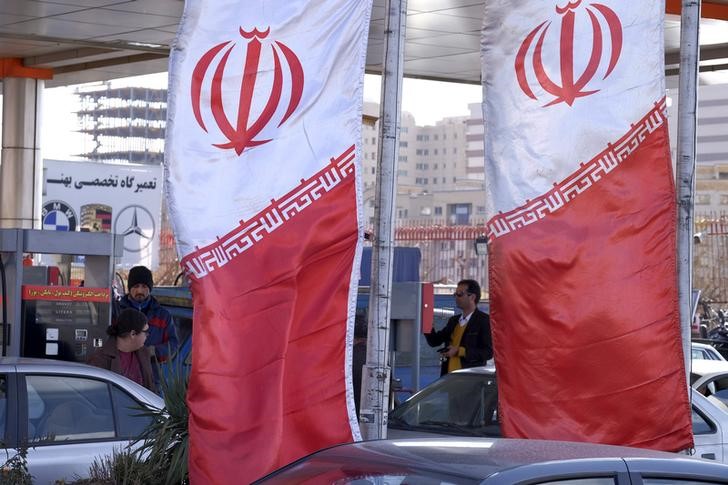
[42,201,77,231]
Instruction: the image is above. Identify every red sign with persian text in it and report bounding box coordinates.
[22,285,110,303]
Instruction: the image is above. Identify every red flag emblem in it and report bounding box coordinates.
[515,0,622,107]
[191,27,304,155]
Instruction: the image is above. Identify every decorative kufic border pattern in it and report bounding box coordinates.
[486,98,669,240]
[182,144,357,280]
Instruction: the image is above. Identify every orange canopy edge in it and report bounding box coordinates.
[666,0,728,21]
[0,58,53,80]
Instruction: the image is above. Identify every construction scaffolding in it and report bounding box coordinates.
[75,84,166,165]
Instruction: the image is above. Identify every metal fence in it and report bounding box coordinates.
[380,219,489,287]
[374,212,728,304]
[695,212,728,305]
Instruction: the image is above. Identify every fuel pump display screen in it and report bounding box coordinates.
[21,285,111,363]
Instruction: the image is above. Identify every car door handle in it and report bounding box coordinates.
[701,453,716,460]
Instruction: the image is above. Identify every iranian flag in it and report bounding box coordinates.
[482,0,693,451]
[165,0,371,481]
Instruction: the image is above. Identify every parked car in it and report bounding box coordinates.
[690,358,728,386]
[253,437,728,484]
[693,341,727,361]
[388,365,728,463]
[0,357,164,484]
[693,370,728,405]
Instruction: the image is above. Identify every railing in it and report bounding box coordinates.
[367,218,489,287]
[695,211,728,305]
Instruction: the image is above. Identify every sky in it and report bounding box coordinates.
[39,72,483,161]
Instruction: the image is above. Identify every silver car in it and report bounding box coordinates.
[1,357,164,484]
[388,365,728,463]
[256,437,728,484]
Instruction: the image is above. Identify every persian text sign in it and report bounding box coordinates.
[43,159,163,269]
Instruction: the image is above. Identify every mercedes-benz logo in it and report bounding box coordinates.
[114,205,155,252]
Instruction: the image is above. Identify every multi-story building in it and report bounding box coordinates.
[361,102,480,226]
[75,84,166,165]
[667,83,728,212]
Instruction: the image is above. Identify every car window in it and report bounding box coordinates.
[390,374,499,435]
[692,406,716,435]
[26,375,115,443]
[111,384,154,438]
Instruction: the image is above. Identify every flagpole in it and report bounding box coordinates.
[359,0,406,440]
[676,0,701,379]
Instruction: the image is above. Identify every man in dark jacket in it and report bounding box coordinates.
[426,279,492,375]
[118,266,178,370]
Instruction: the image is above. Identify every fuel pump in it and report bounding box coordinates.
[0,229,123,361]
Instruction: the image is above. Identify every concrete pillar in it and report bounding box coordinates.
[1,77,44,229]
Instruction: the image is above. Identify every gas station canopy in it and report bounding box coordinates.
[0,0,727,88]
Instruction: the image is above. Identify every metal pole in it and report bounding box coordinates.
[359,0,406,440]
[676,0,701,380]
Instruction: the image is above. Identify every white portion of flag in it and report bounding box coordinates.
[482,0,665,218]
[166,0,370,258]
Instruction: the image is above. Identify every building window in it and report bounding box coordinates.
[434,163,438,169]
[442,177,446,183]
[448,203,471,225]
[416,149,423,155]
[434,149,438,155]
[443,148,447,154]
[434,206,443,215]
[721,194,728,205]
[424,149,429,156]
[371,167,375,174]
[433,178,438,184]
[477,206,486,214]
[400,141,408,147]
[696,194,711,205]
[434,134,439,140]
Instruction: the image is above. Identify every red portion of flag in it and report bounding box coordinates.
[490,119,693,451]
[187,177,358,482]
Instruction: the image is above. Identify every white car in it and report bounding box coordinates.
[1,357,164,484]
[692,342,726,361]
[388,366,728,463]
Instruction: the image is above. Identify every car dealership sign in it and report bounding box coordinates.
[43,159,163,269]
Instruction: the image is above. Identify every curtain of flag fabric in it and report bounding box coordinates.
[166,0,372,481]
[482,0,693,451]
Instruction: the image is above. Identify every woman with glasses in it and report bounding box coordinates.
[87,307,156,391]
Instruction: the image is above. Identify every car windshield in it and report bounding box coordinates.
[389,373,500,437]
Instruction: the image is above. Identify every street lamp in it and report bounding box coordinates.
[474,235,488,256]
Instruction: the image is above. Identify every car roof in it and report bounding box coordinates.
[270,438,713,480]
[0,356,164,407]
[0,356,95,369]
[692,342,715,350]
[691,359,728,377]
[451,365,495,375]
